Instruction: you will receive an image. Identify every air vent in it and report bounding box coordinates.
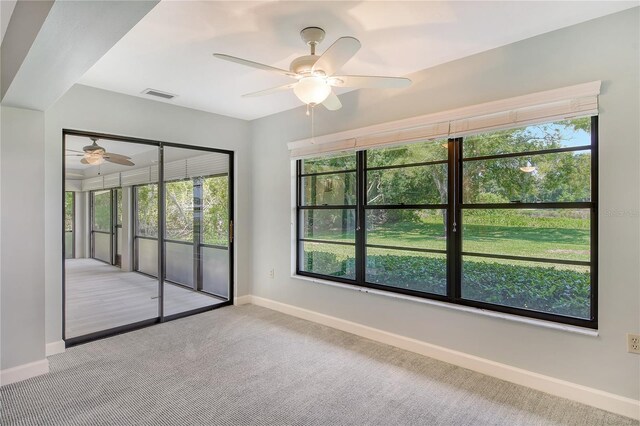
[142,88,177,100]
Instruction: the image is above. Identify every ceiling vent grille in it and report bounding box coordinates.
[142,88,177,100]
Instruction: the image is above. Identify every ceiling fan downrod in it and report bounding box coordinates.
[300,26,325,55]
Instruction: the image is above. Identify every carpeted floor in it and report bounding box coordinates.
[1,305,637,425]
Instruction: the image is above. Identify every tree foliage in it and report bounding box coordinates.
[134,176,229,244]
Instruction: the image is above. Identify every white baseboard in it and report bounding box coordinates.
[249,295,640,420]
[46,340,66,357]
[0,359,49,386]
[234,295,252,306]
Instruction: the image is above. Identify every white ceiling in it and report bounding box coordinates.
[78,1,637,120]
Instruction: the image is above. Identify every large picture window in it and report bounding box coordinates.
[296,117,597,328]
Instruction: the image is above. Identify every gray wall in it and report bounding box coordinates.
[1,106,46,370]
[44,84,252,344]
[249,9,640,399]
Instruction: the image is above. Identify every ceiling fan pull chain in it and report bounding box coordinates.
[311,105,315,141]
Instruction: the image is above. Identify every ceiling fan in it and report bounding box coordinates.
[213,27,411,111]
[65,138,135,166]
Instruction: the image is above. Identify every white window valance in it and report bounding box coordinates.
[288,81,601,159]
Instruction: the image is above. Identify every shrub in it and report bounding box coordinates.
[303,250,590,318]
[304,250,355,279]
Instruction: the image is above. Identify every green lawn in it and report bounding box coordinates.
[308,215,590,266]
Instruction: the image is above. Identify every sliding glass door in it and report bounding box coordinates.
[64,131,234,344]
[161,145,232,317]
[66,135,161,342]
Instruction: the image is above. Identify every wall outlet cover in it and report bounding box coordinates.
[627,333,640,354]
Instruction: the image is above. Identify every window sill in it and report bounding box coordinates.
[292,274,599,337]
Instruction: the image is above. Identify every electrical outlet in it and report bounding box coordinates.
[269,269,275,279]
[628,333,640,354]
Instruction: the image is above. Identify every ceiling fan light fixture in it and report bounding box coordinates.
[293,76,331,106]
[519,161,536,173]
[85,154,105,165]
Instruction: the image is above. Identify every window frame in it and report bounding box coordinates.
[295,116,598,329]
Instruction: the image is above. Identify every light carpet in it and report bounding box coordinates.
[1,305,637,425]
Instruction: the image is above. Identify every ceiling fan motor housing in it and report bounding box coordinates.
[291,27,327,75]
[84,138,106,154]
[290,55,321,75]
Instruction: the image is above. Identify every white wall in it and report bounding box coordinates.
[44,84,252,344]
[249,8,640,400]
[1,106,46,370]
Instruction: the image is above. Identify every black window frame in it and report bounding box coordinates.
[296,116,598,329]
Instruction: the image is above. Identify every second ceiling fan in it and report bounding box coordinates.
[66,137,135,166]
[213,27,411,111]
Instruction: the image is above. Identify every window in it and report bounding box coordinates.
[296,117,597,328]
[202,175,229,247]
[135,184,158,238]
[114,188,123,266]
[365,139,449,295]
[65,191,75,259]
[165,180,194,242]
[298,154,357,280]
[92,190,111,232]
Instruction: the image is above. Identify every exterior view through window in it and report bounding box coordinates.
[296,117,597,327]
[65,191,75,259]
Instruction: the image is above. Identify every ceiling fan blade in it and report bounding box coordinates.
[65,154,84,157]
[312,37,361,77]
[105,156,135,166]
[103,152,131,160]
[330,75,412,89]
[322,91,342,111]
[66,149,84,154]
[213,53,298,78]
[242,83,297,98]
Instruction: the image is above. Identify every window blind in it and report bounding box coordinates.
[102,173,121,189]
[83,153,229,188]
[186,152,228,178]
[120,168,151,186]
[288,81,600,159]
[82,176,104,191]
[163,159,187,181]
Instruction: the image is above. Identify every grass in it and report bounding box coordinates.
[306,214,590,268]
